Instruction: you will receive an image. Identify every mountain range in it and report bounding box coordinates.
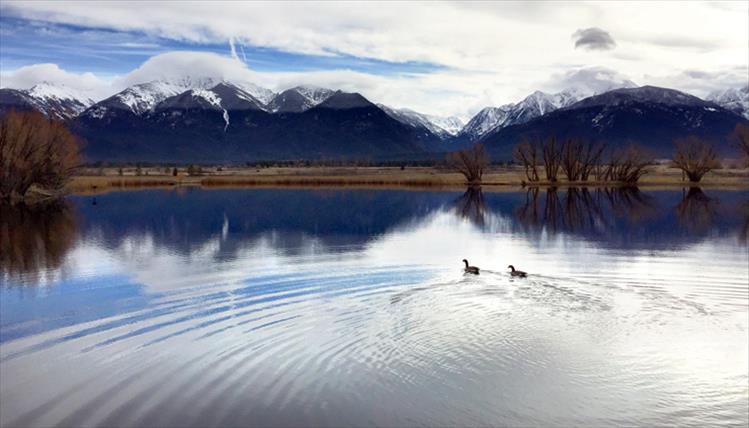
[1,79,747,162]
[480,86,748,159]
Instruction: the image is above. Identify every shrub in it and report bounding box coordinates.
[672,136,720,182]
[600,144,653,184]
[541,137,561,182]
[729,123,749,164]
[513,141,539,182]
[560,139,604,182]
[447,144,488,184]
[187,164,203,176]
[0,111,82,202]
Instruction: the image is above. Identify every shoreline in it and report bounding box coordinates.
[67,165,749,195]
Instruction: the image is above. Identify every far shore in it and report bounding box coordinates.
[67,165,749,195]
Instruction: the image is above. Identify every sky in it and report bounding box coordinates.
[0,1,747,119]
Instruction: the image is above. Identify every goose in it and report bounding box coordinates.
[463,259,480,275]
[507,265,527,278]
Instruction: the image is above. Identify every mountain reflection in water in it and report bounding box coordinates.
[1,187,747,428]
[1,187,747,283]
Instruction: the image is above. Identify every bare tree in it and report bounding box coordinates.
[560,139,605,182]
[447,144,489,184]
[513,141,539,182]
[672,136,720,183]
[541,137,561,182]
[729,123,749,163]
[0,111,82,202]
[601,144,652,184]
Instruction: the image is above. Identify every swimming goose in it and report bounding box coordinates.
[463,259,480,275]
[508,265,527,278]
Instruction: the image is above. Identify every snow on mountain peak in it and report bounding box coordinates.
[234,81,276,105]
[459,106,513,139]
[707,85,749,119]
[27,82,95,106]
[462,81,638,140]
[292,86,335,105]
[378,105,465,138]
[113,80,194,114]
[104,78,275,115]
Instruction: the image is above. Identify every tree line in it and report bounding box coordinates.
[1,109,748,203]
[448,123,748,185]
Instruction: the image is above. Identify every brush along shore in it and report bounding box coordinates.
[67,165,749,195]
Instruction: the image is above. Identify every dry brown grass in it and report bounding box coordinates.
[67,164,749,195]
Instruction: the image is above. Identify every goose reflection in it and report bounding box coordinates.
[0,202,77,285]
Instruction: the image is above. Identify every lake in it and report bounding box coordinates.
[1,187,748,427]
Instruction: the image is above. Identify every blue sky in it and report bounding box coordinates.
[0,1,746,117]
[0,16,444,77]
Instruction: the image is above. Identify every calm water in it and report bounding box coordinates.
[1,187,748,427]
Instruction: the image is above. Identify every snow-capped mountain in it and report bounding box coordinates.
[152,83,267,131]
[460,81,638,142]
[83,80,217,117]
[82,78,275,120]
[480,85,748,158]
[156,83,265,111]
[707,85,749,119]
[378,105,464,139]
[459,106,513,141]
[458,90,582,141]
[429,115,464,136]
[233,82,276,105]
[268,86,335,112]
[77,89,433,162]
[0,82,95,120]
[570,85,711,109]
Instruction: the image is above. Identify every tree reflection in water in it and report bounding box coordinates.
[674,187,719,234]
[0,202,77,285]
[452,186,487,227]
[515,186,655,234]
[740,199,749,244]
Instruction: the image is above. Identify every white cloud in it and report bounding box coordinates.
[111,51,263,90]
[644,67,749,98]
[542,67,637,96]
[2,1,746,72]
[0,63,111,99]
[0,2,746,117]
[3,51,748,120]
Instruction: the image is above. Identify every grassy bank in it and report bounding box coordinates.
[68,165,749,195]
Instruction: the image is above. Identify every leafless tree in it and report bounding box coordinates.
[729,123,749,164]
[447,144,489,184]
[0,110,82,202]
[560,139,605,182]
[672,136,720,183]
[601,144,652,184]
[513,141,540,182]
[541,137,562,182]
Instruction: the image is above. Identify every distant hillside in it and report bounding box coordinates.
[3,79,748,162]
[479,86,748,159]
[74,89,437,162]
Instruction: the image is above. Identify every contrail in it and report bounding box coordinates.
[229,37,240,61]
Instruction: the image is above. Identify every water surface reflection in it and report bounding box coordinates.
[1,187,747,427]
